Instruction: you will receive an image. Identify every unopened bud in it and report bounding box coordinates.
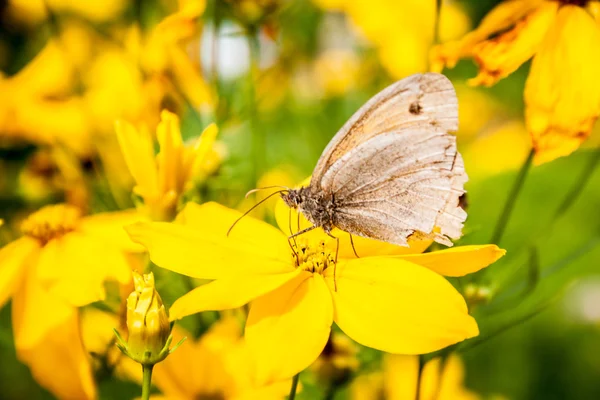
[114,272,184,366]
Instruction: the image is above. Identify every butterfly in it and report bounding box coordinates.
[280,72,467,248]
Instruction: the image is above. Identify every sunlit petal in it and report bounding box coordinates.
[78,209,146,252]
[383,355,418,400]
[420,355,478,400]
[0,237,39,308]
[396,245,505,277]
[17,312,96,400]
[246,272,333,384]
[36,233,132,307]
[329,258,478,354]
[115,119,159,199]
[127,203,291,279]
[525,5,600,164]
[170,270,302,320]
[12,269,75,350]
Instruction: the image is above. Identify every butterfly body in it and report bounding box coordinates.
[281,187,336,234]
[282,72,467,248]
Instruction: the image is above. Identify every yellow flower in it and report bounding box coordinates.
[5,0,128,26]
[126,201,505,384]
[117,272,172,365]
[0,204,142,351]
[432,1,600,165]
[351,354,479,400]
[116,110,219,221]
[119,316,292,399]
[314,0,471,77]
[310,333,360,388]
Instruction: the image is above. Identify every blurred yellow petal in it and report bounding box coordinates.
[525,5,600,165]
[17,311,96,400]
[36,233,132,307]
[156,110,183,196]
[11,270,75,350]
[170,270,302,320]
[420,355,479,400]
[329,258,478,354]
[115,119,159,200]
[79,209,145,252]
[246,272,333,384]
[274,194,432,257]
[468,2,557,86]
[431,0,547,78]
[188,123,219,178]
[396,245,505,277]
[0,237,38,308]
[127,203,291,279]
[383,355,419,400]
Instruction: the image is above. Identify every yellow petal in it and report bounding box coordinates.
[156,110,184,196]
[396,245,505,277]
[246,272,333,384]
[420,355,478,400]
[170,269,302,320]
[383,355,419,400]
[187,122,218,179]
[274,191,432,258]
[127,202,292,279]
[12,269,75,350]
[0,237,38,308]
[115,119,159,200]
[468,2,557,86]
[525,5,600,165]
[329,257,478,354]
[17,312,96,400]
[430,0,548,80]
[36,233,132,307]
[78,208,146,252]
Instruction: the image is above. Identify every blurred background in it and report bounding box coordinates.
[1,0,600,399]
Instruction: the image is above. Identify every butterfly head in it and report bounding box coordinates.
[280,188,303,209]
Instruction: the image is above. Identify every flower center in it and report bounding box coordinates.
[291,237,336,274]
[21,204,80,243]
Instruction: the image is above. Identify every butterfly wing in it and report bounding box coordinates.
[310,73,466,246]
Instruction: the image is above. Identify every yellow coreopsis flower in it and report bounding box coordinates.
[116,110,219,221]
[126,201,505,384]
[0,204,142,399]
[351,354,479,400]
[431,0,600,165]
[120,316,292,399]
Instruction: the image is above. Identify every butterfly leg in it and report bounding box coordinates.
[288,225,318,265]
[326,231,340,292]
[348,233,360,258]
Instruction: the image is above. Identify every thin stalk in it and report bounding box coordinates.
[491,149,535,245]
[247,28,264,187]
[141,364,153,400]
[288,373,300,400]
[551,148,600,223]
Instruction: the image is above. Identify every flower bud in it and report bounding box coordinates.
[115,272,183,366]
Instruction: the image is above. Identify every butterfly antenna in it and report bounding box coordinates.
[245,186,291,198]
[227,189,288,237]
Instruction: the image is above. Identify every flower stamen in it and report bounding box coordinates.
[291,237,336,274]
[21,204,80,243]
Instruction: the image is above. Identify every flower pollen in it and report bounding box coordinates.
[291,237,336,274]
[21,204,81,243]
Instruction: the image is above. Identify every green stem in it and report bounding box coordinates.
[247,28,263,187]
[141,364,153,400]
[491,148,535,245]
[288,373,300,400]
[551,148,600,222]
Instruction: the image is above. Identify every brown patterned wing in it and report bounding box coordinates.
[311,73,466,247]
[310,73,458,191]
